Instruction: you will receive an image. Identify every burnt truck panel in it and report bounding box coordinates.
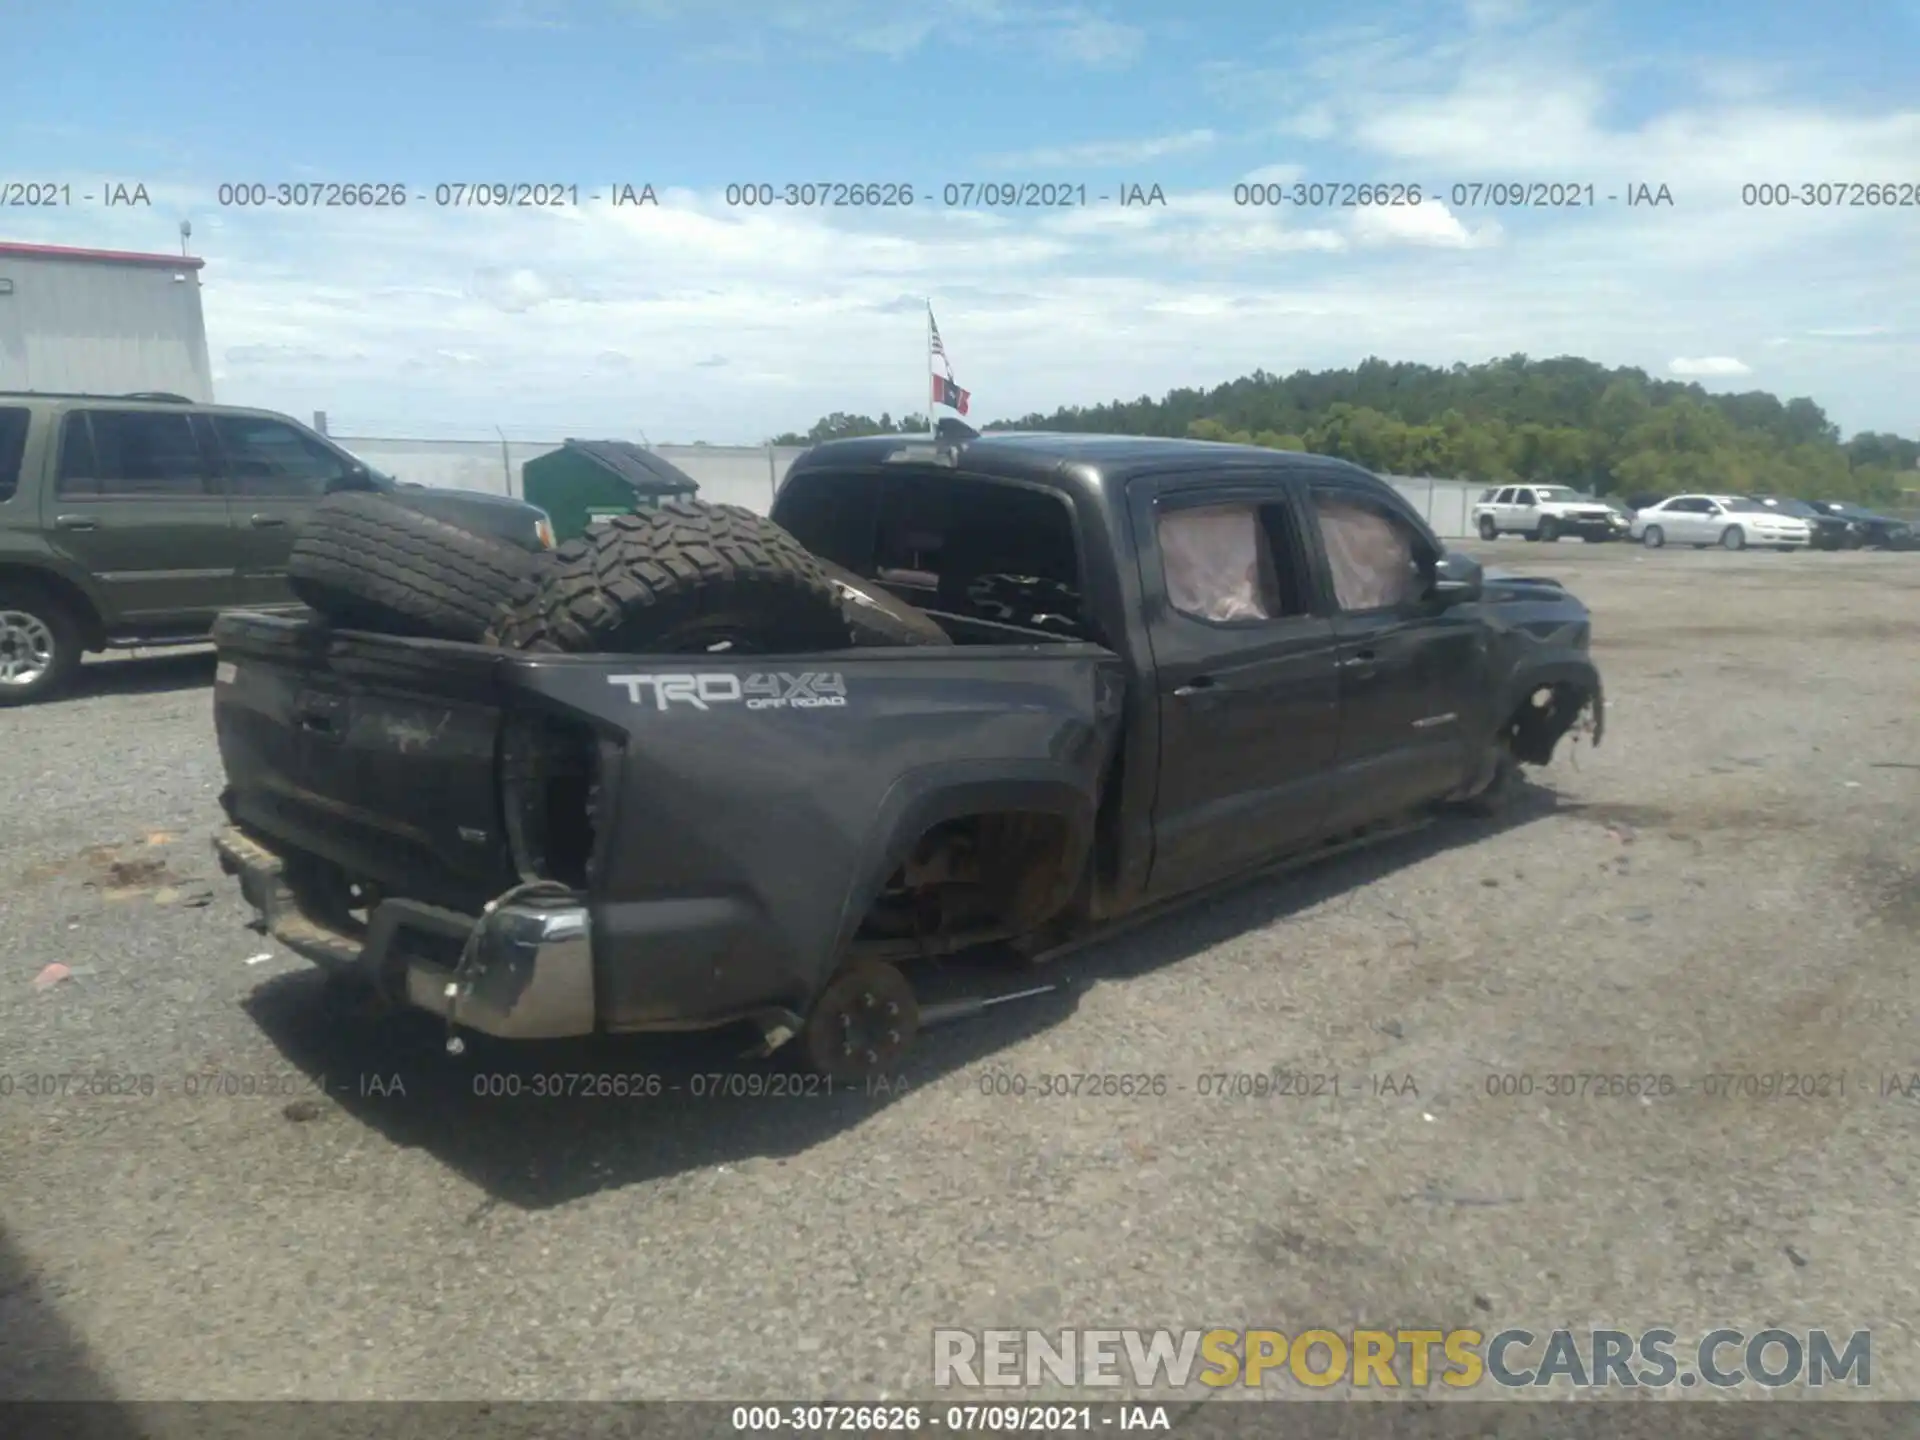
[211,432,1603,1074]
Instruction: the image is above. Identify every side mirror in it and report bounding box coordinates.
[1431,551,1483,603]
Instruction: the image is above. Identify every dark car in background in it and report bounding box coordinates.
[1804,501,1916,551]
[1751,497,1854,550]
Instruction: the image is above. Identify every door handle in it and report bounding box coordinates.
[248,514,289,528]
[1172,676,1218,698]
[1337,650,1378,671]
[53,515,99,531]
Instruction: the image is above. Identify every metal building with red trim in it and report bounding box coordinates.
[0,240,213,401]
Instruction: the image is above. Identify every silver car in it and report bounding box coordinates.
[1628,494,1813,551]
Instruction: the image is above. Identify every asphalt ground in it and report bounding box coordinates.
[2,542,1917,1406]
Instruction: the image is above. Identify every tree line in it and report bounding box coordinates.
[769,355,1918,506]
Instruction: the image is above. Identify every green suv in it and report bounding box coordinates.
[0,392,552,704]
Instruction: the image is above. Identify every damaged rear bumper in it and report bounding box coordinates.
[212,826,596,1040]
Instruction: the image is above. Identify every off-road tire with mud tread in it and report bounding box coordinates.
[484,497,850,654]
[288,491,549,643]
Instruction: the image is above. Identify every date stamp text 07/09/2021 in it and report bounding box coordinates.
[5,177,1918,210]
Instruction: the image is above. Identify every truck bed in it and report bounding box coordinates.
[210,610,1125,1034]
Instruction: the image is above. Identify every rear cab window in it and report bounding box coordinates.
[0,406,28,502]
[781,467,1090,639]
[1155,497,1313,624]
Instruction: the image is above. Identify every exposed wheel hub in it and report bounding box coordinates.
[801,962,919,1083]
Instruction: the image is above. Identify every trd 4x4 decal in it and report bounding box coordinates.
[608,672,849,712]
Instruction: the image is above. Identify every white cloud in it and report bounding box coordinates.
[1668,357,1753,377]
[468,267,567,313]
[1240,163,1306,186]
[1046,14,1143,66]
[848,17,939,57]
[482,0,572,28]
[1464,0,1527,25]
[984,130,1216,170]
[618,0,1142,67]
[1349,201,1501,249]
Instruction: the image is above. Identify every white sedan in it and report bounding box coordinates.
[1628,494,1813,551]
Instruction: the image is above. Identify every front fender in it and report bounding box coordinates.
[1500,656,1603,763]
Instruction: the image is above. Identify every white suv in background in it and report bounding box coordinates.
[1473,485,1631,542]
[1628,495,1812,551]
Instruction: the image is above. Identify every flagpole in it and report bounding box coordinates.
[926,300,935,435]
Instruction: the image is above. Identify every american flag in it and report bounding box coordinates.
[929,309,951,374]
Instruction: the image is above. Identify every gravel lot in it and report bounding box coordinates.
[3,543,1917,1405]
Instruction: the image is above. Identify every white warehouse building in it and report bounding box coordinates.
[0,240,214,400]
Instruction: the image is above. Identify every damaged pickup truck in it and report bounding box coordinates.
[210,433,1602,1079]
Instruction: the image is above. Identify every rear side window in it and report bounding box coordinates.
[56,414,98,495]
[59,410,206,497]
[0,407,28,502]
[1159,504,1276,623]
[1156,500,1312,624]
[213,414,347,496]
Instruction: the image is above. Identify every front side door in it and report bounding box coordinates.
[1698,498,1733,543]
[1668,497,1711,542]
[1510,487,1540,535]
[1306,481,1482,829]
[42,408,239,631]
[204,412,352,607]
[1490,486,1516,531]
[1130,474,1343,898]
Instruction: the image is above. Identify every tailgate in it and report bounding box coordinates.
[211,611,519,911]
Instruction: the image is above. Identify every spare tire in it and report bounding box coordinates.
[817,560,952,647]
[288,490,549,643]
[485,497,850,654]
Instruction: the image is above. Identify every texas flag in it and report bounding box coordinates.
[931,373,971,416]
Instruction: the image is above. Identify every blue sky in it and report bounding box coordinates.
[4,0,1917,442]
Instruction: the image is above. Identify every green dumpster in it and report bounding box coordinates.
[521,440,700,544]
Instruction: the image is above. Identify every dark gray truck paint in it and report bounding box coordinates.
[210,433,1602,1050]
